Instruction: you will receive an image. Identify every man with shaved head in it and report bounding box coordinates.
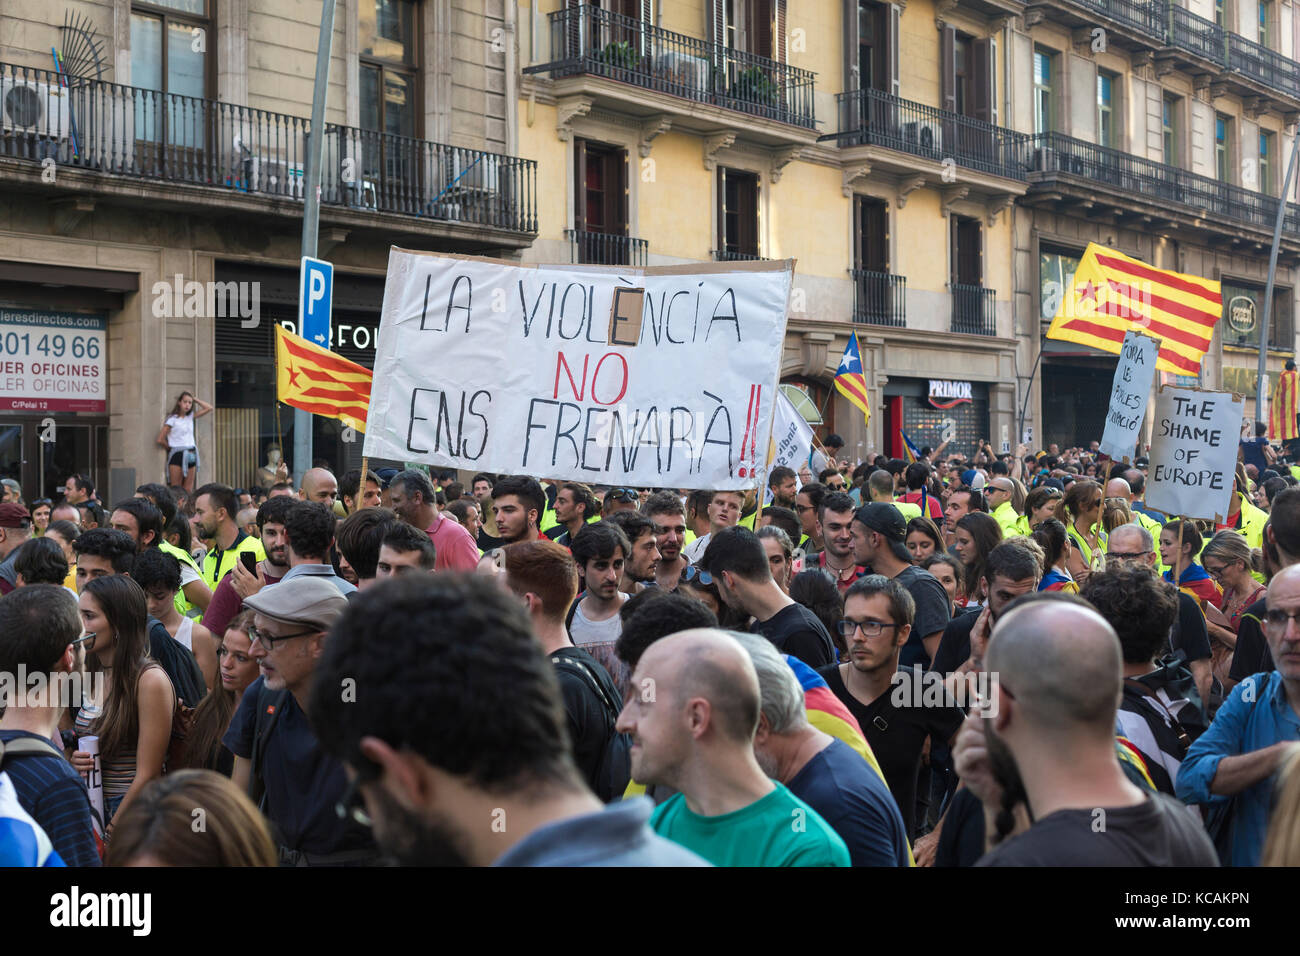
[954,597,1216,865]
[617,628,850,866]
[1177,563,1300,866]
[985,477,1019,538]
[1106,475,1163,562]
[299,467,339,507]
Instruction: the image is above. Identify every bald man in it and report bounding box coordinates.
[1106,475,1164,563]
[299,467,339,507]
[955,598,1217,865]
[1177,563,1300,866]
[985,477,1019,538]
[617,628,850,866]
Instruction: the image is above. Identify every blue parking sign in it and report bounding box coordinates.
[299,256,333,347]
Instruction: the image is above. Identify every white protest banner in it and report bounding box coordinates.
[364,251,792,489]
[769,390,816,477]
[1145,386,1244,521]
[77,735,103,822]
[1099,330,1160,463]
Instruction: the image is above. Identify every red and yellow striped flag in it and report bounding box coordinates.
[1046,243,1221,375]
[275,324,371,431]
[1271,367,1299,442]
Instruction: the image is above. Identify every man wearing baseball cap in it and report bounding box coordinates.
[850,503,951,670]
[225,577,380,866]
[0,502,33,595]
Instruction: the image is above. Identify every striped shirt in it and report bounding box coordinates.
[0,734,97,866]
[74,704,137,808]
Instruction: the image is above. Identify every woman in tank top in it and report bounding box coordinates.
[156,390,213,493]
[70,576,176,834]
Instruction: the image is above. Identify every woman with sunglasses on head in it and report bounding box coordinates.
[1063,478,1106,585]
[69,575,176,835]
[1200,531,1266,690]
[677,564,749,630]
[1012,485,1063,535]
[177,611,260,775]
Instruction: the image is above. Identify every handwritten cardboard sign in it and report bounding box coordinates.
[1145,385,1244,521]
[1099,330,1160,463]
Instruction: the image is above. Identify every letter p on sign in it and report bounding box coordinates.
[299,256,334,347]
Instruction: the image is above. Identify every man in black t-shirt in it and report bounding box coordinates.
[953,599,1217,866]
[502,538,624,801]
[698,527,835,668]
[932,542,1041,677]
[818,575,963,841]
[850,503,950,669]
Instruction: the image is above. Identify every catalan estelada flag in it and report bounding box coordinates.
[900,429,922,464]
[1046,243,1221,375]
[834,332,870,424]
[1271,366,1299,442]
[275,324,371,431]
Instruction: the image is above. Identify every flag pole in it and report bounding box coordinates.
[1256,126,1300,424]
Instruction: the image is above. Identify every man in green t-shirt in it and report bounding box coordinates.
[617,628,849,867]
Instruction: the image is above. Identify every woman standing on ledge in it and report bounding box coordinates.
[157,391,213,493]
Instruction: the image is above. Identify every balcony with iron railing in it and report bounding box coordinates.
[951,283,997,335]
[0,62,538,238]
[525,6,817,130]
[566,229,648,266]
[1027,131,1300,239]
[712,249,769,261]
[824,88,1030,181]
[851,270,907,327]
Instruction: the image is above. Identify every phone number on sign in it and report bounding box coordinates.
[0,331,102,359]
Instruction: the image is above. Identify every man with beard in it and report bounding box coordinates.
[193,483,266,591]
[307,573,707,865]
[569,523,631,685]
[768,466,799,510]
[492,476,546,545]
[227,578,381,866]
[643,491,689,591]
[806,492,867,593]
[202,496,296,638]
[298,467,339,507]
[387,469,479,572]
[547,482,597,547]
[954,599,1217,865]
[819,574,963,842]
[738,628,911,866]
[618,628,848,866]
[606,511,661,596]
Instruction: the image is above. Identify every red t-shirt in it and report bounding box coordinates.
[901,489,944,521]
[816,551,867,594]
[427,514,481,572]
[202,565,285,637]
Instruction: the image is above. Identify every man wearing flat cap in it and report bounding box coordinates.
[0,502,32,595]
[225,577,380,866]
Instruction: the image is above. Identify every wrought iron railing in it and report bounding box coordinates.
[828,87,1030,179]
[952,283,996,335]
[0,61,537,234]
[528,6,816,129]
[712,249,768,261]
[1029,131,1300,233]
[566,228,648,266]
[1072,0,1168,41]
[851,270,906,327]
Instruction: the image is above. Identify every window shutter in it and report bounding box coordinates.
[853,196,864,269]
[775,0,787,63]
[844,0,860,92]
[707,0,723,45]
[972,37,992,122]
[989,37,998,124]
[617,148,629,235]
[940,25,956,113]
[889,4,901,97]
[717,166,726,252]
[573,138,587,233]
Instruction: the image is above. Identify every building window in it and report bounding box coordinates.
[855,197,889,273]
[954,34,974,116]
[1097,71,1116,149]
[1215,0,1225,26]
[1260,0,1272,48]
[724,0,774,57]
[1033,48,1055,135]
[130,1,211,148]
[1163,94,1180,167]
[950,215,982,286]
[718,167,760,256]
[858,1,890,92]
[1260,130,1274,195]
[1216,114,1233,182]
[360,0,418,138]
[574,139,627,235]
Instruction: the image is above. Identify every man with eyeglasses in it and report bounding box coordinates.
[226,577,380,866]
[1177,562,1300,866]
[0,585,101,867]
[819,574,963,843]
[1106,523,1212,706]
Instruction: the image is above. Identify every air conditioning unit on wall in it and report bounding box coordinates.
[0,77,71,140]
[902,119,942,152]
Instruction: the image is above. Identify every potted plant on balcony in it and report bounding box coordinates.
[596,40,640,72]
[731,66,777,106]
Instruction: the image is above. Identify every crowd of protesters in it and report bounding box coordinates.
[1,420,1299,868]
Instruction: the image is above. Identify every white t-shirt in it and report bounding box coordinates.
[165,413,195,449]
[681,532,712,565]
[570,593,627,648]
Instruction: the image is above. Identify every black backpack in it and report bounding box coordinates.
[551,653,632,803]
